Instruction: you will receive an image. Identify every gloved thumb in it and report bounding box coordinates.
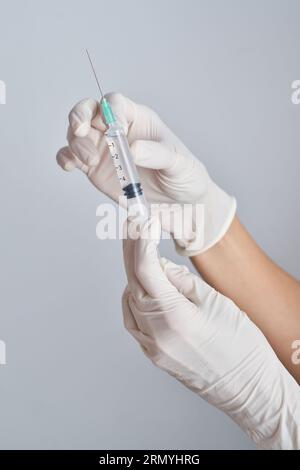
[160,257,212,306]
[124,216,178,299]
[131,140,185,177]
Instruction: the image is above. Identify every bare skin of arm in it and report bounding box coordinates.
[191,216,300,383]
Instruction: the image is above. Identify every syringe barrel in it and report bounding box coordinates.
[105,123,148,216]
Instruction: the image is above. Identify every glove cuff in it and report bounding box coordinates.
[174,182,237,257]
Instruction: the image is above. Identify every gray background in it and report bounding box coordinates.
[0,0,299,450]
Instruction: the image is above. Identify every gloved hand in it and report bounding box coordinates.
[122,216,300,450]
[56,93,236,255]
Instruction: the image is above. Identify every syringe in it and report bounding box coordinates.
[86,49,148,217]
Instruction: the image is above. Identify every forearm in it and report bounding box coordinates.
[191,216,300,383]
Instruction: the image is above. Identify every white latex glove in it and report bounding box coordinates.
[56,93,236,255]
[122,217,300,450]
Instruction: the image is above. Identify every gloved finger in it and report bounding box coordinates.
[68,98,106,137]
[67,124,103,150]
[160,257,212,306]
[56,146,78,172]
[56,146,89,173]
[122,286,139,331]
[130,217,179,299]
[69,136,100,167]
[122,287,155,356]
[123,228,145,299]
